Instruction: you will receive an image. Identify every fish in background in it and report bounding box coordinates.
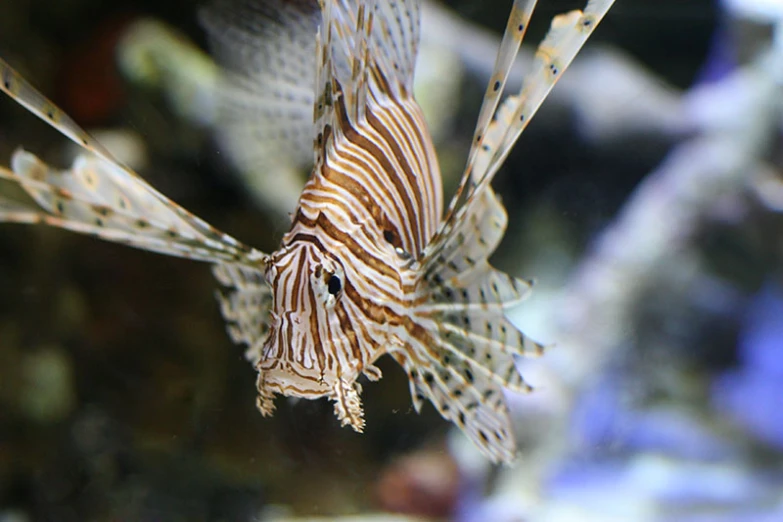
[0,0,614,463]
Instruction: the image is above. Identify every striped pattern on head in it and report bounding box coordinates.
[258,0,442,430]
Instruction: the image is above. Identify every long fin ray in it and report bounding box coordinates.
[480,0,617,193]
[408,94,556,463]
[423,263,533,311]
[410,7,614,437]
[328,0,420,101]
[439,0,616,231]
[313,0,337,168]
[463,0,537,183]
[0,57,265,267]
[438,318,543,362]
[403,188,545,463]
[0,150,262,264]
[415,263,544,393]
[395,346,517,463]
[366,0,420,97]
[0,58,116,162]
[422,187,507,283]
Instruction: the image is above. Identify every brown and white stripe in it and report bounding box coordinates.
[257,0,444,425]
[0,0,616,463]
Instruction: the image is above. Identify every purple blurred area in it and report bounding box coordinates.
[713,281,783,450]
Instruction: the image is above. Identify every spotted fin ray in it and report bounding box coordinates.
[444,0,616,221]
[328,0,420,99]
[315,0,420,136]
[1,59,115,162]
[463,0,537,180]
[0,150,263,264]
[212,262,273,366]
[404,186,544,463]
[408,0,615,463]
[0,58,264,266]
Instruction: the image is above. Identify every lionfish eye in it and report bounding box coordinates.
[327,274,342,295]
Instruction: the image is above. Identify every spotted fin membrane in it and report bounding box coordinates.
[0,57,266,264]
[401,0,616,463]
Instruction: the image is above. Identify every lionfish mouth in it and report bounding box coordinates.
[256,320,333,399]
[257,362,332,399]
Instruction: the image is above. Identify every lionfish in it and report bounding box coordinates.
[0,0,614,463]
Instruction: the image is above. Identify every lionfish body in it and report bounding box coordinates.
[0,0,615,462]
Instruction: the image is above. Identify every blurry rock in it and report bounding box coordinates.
[59,15,135,126]
[264,513,429,522]
[0,511,30,522]
[713,281,783,449]
[52,284,88,337]
[117,18,219,128]
[375,448,460,519]
[19,345,75,423]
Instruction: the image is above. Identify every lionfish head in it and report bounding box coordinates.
[255,240,363,409]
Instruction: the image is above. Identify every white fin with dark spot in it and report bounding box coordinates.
[0,58,265,266]
[213,262,273,365]
[444,0,616,224]
[401,185,544,464]
[410,0,615,463]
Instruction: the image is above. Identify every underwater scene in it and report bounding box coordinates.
[0,0,782,520]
